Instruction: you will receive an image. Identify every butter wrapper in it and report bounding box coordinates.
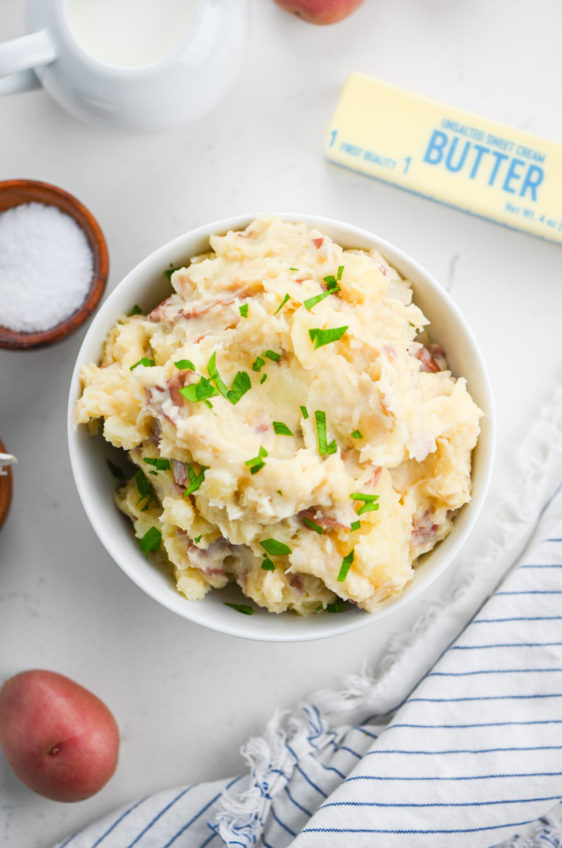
[325,73,562,245]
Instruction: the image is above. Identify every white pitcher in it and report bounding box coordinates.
[0,0,249,131]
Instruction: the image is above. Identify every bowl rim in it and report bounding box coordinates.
[67,212,495,642]
[0,179,109,351]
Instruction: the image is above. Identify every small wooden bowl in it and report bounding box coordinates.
[0,440,13,531]
[0,179,109,350]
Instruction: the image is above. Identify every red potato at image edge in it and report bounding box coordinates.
[0,670,119,802]
[273,0,365,24]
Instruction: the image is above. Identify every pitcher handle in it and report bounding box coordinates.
[0,31,56,95]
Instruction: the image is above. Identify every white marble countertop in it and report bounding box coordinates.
[1,1,561,845]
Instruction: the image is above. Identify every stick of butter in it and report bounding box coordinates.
[325,73,562,245]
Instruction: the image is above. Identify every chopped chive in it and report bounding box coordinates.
[194,534,202,544]
[277,489,284,496]
[350,520,361,531]
[130,357,155,371]
[315,410,337,456]
[227,371,251,405]
[289,267,298,271]
[308,326,348,349]
[260,538,292,556]
[179,377,219,403]
[140,526,162,556]
[129,304,142,316]
[260,373,268,384]
[175,359,196,371]
[264,350,281,362]
[183,463,208,496]
[274,293,290,314]
[239,303,249,317]
[301,516,324,534]
[337,265,344,280]
[106,459,125,480]
[351,429,363,440]
[252,356,265,373]
[337,549,355,581]
[148,470,157,476]
[300,405,309,420]
[245,446,268,475]
[164,263,182,281]
[143,457,171,471]
[261,556,275,571]
[350,492,380,515]
[273,421,293,436]
[326,601,346,613]
[224,602,254,615]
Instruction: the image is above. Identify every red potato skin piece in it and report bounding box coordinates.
[273,0,365,24]
[0,670,119,802]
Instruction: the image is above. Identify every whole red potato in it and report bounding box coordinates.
[274,0,365,24]
[0,670,119,802]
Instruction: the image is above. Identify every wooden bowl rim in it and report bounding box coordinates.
[0,179,109,351]
[0,438,13,532]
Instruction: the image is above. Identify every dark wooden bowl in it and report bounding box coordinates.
[0,439,13,531]
[0,180,109,350]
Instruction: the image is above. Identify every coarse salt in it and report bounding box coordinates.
[0,202,94,333]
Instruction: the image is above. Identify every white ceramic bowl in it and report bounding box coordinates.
[67,214,495,642]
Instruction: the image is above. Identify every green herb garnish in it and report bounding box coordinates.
[326,601,346,613]
[227,371,251,405]
[140,526,162,556]
[300,405,309,420]
[130,357,155,371]
[252,356,266,373]
[245,446,268,475]
[303,273,342,311]
[303,289,338,311]
[301,516,324,534]
[315,410,337,456]
[224,602,254,615]
[273,421,293,436]
[106,459,125,480]
[143,457,171,471]
[264,350,281,362]
[308,326,348,349]
[239,303,249,317]
[260,538,292,556]
[337,549,355,582]
[350,520,361,531]
[260,374,268,384]
[194,535,202,544]
[175,359,196,371]
[337,265,344,280]
[350,492,380,515]
[261,556,276,571]
[135,469,156,511]
[351,429,363,440]
[179,377,218,404]
[129,304,142,316]
[289,267,299,272]
[183,463,208,496]
[207,352,229,398]
[164,263,182,281]
[274,293,290,314]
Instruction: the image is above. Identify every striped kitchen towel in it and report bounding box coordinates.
[54,387,562,848]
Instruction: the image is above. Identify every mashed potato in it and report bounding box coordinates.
[75,217,482,615]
